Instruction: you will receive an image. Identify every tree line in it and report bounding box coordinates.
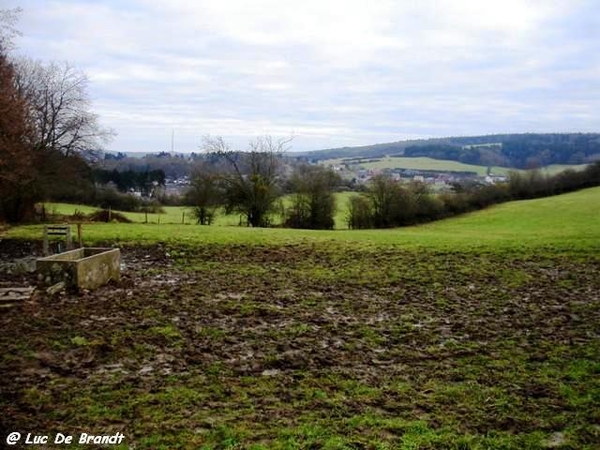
[99,152,193,179]
[91,169,166,196]
[307,133,600,167]
[385,134,600,169]
[0,8,113,222]
[347,162,600,229]
[185,136,342,229]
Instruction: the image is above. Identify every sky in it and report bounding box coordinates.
[4,0,600,153]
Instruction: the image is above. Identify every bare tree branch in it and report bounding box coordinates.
[196,134,292,227]
[13,58,115,156]
[0,8,22,52]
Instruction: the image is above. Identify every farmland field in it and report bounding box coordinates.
[42,192,355,229]
[22,187,600,251]
[324,156,588,177]
[1,187,599,449]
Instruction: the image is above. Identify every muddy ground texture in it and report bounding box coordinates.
[1,239,599,449]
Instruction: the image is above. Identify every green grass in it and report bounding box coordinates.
[13,187,600,253]
[43,192,355,229]
[353,156,502,175]
[44,202,259,226]
[2,187,600,449]
[325,156,588,177]
[3,244,599,448]
[44,203,193,224]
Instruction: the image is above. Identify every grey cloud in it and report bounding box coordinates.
[4,0,600,152]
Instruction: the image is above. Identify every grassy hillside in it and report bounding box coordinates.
[9,187,600,252]
[327,156,499,175]
[325,156,588,176]
[2,188,600,449]
[2,188,599,449]
[304,133,600,168]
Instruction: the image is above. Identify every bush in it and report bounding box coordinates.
[439,192,471,215]
[414,194,445,222]
[139,200,165,214]
[190,205,217,225]
[92,187,143,212]
[285,192,336,230]
[87,210,132,223]
[467,184,511,209]
[284,165,339,230]
[347,195,373,229]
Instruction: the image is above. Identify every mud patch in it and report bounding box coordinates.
[1,241,599,447]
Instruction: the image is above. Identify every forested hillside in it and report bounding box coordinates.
[306,133,600,168]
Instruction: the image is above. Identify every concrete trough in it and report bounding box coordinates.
[37,247,120,290]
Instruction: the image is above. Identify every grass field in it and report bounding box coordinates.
[15,187,600,252]
[42,192,355,230]
[1,188,599,449]
[325,156,588,177]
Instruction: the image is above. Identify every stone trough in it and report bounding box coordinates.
[37,248,120,290]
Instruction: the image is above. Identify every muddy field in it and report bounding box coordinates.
[1,240,599,448]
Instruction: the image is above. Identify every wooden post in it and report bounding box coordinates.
[145,211,148,224]
[108,207,112,222]
[77,223,82,247]
[42,224,72,255]
[182,212,185,224]
[65,224,72,250]
[43,226,49,256]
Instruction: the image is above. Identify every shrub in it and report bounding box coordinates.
[347,195,373,229]
[93,187,142,212]
[87,209,132,223]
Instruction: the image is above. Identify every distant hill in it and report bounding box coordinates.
[304,133,600,169]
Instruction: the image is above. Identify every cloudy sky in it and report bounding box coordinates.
[5,0,600,152]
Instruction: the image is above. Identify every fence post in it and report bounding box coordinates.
[43,226,49,256]
[77,223,82,247]
[65,225,72,250]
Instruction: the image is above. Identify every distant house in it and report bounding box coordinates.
[485,175,508,184]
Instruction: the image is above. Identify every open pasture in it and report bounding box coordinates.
[325,156,588,177]
[1,188,599,449]
[20,187,600,252]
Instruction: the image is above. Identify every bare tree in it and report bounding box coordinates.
[0,28,38,221]
[200,135,291,227]
[185,162,222,225]
[0,8,22,52]
[13,58,114,157]
[1,10,111,222]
